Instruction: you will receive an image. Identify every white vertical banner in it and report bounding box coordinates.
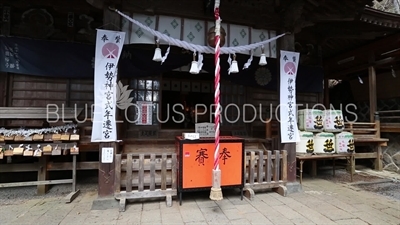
[280,50,300,143]
[91,29,125,142]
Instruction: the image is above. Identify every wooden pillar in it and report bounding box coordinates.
[368,66,377,122]
[37,156,49,195]
[97,7,121,198]
[98,142,118,197]
[323,76,330,108]
[1,6,11,108]
[278,33,297,183]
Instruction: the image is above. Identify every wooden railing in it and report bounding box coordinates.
[243,149,287,199]
[378,110,400,133]
[114,153,177,212]
[344,112,388,171]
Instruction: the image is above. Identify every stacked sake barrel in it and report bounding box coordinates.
[296,109,353,154]
[296,109,323,155]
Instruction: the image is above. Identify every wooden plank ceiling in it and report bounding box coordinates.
[2,0,399,69]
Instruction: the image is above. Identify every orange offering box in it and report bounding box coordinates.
[175,136,244,205]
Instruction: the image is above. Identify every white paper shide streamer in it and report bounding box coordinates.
[0,124,77,137]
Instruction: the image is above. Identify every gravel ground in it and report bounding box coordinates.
[0,172,98,205]
[315,168,386,183]
[356,181,400,201]
[312,167,400,201]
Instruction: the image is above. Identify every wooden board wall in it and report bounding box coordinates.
[350,70,400,101]
[10,74,68,107]
[7,74,320,138]
[248,86,320,137]
[7,74,94,123]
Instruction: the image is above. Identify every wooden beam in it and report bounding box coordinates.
[327,56,400,79]
[323,32,385,40]
[369,66,377,122]
[324,33,400,67]
[86,0,104,9]
[309,15,353,22]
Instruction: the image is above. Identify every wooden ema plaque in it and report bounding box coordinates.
[52,145,62,155]
[4,135,14,141]
[33,134,44,141]
[52,133,62,141]
[0,135,4,142]
[33,149,42,157]
[4,150,13,156]
[43,145,52,155]
[44,134,53,141]
[13,147,24,155]
[70,133,80,141]
[23,150,33,156]
[70,146,79,155]
[61,133,70,141]
[14,135,25,141]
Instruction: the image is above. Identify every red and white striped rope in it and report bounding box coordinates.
[213,0,221,171]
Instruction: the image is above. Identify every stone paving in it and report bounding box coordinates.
[1,178,399,225]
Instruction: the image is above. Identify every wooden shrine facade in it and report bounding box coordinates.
[1,0,400,197]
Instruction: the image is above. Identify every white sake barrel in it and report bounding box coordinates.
[296,131,314,154]
[314,132,335,154]
[297,109,324,132]
[324,110,345,132]
[335,132,355,153]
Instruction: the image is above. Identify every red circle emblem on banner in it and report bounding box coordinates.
[102,43,119,59]
[284,62,296,75]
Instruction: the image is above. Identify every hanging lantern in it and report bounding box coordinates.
[207,26,226,47]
